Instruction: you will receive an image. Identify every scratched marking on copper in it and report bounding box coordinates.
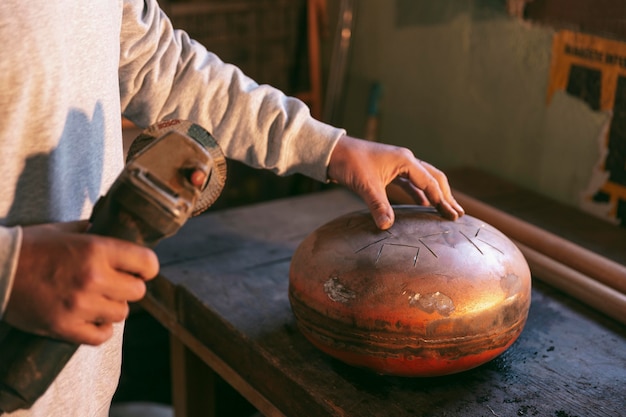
[354,224,504,266]
[355,230,448,266]
[418,238,438,258]
[377,243,421,266]
[475,227,505,254]
[459,231,484,255]
[354,235,392,253]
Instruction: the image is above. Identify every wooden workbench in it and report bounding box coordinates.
[144,168,626,417]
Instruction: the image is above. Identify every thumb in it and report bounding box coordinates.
[361,187,395,230]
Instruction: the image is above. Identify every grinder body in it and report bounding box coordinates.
[0,120,226,413]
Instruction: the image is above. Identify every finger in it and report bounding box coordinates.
[69,291,132,323]
[406,162,460,221]
[391,177,430,206]
[100,271,148,302]
[52,318,115,346]
[358,184,395,230]
[446,194,464,217]
[104,239,160,280]
[93,300,130,324]
[420,162,465,216]
[74,322,115,346]
[49,294,130,344]
[405,164,447,209]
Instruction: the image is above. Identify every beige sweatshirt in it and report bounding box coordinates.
[0,1,344,415]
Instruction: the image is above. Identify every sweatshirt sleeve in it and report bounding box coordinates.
[0,226,22,319]
[118,0,345,183]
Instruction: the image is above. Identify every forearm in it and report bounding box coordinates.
[119,0,344,182]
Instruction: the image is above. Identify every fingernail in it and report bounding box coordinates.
[378,215,393,230]
[456,202,465,216]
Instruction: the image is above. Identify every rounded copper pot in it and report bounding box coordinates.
[288,206,531,377]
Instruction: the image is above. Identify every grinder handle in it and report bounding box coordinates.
[0,329,78,413]
[0,182,159,413]
[0,119,224,413]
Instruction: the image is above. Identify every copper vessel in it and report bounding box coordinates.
[289,206,531,377]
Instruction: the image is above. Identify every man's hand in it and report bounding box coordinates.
[3,221,159,345]
[328,135,464,230]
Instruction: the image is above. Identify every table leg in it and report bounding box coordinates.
[170,335,217,417]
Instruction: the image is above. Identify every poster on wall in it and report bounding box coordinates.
[547,30,626,227]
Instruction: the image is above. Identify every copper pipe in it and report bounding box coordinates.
[516,242,626,326]
[453,190,626,295]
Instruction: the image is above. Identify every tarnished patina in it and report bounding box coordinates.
[289,206,531,377]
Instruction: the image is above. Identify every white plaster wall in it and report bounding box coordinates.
[339,0,610,208]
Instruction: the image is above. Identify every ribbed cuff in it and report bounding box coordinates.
[0,226,22,320]
[287,118,345,183]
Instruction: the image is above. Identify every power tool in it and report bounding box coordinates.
[0,119,227,413]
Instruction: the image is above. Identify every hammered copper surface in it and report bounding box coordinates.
[289,206,532,377]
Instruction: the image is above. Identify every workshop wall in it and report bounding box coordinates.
[339,0,612,216]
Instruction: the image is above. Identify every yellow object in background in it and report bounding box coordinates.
[548,30,626,226]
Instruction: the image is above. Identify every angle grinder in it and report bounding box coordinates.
[0,119,227,413]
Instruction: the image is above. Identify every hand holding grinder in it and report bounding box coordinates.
[0,119,227,413]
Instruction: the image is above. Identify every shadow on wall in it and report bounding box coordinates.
[395,0,508,28]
